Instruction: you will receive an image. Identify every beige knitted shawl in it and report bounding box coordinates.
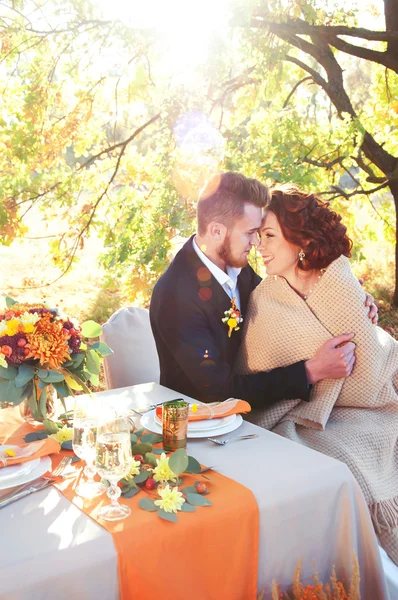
[237,255,398,563]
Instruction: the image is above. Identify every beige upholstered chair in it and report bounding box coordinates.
[101,306,160,390]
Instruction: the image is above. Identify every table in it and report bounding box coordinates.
[0,383,390,599]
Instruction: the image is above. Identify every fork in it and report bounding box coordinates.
[207,433,259,445]
[0,456,72,509]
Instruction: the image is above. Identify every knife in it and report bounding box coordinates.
[0,477,55,509]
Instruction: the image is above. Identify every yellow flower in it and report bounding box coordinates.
[5,448,16,457]
[0,353,7,368]
[154,484,185,513]
[153,452,177,483]
[125,458,141,480]
[50,425,73,444]
[0,321,7,336]
[19,311,40,334]
[227,318,237,329]
[5,319,20,336]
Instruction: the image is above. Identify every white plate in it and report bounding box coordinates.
[154,411,236,432]
[0,446,51,490]
[141,411,243,439]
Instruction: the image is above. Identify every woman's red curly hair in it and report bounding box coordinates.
[266,184,353,270]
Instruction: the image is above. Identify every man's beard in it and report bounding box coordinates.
[217,234,248,269]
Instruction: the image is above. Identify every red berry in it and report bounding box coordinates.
[69,328,76,336]
[23,348,30,355]
[1,345,12,357]
[62,328,70,335]
[134,454,144,463]
[17,338,27,347]
[196,482,207,494]
[145,478,156,490]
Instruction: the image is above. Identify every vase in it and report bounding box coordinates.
[19,384,58,424]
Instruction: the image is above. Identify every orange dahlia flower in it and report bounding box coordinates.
[25,316,71,369]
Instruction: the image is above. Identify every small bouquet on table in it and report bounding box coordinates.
[0,295,112,434]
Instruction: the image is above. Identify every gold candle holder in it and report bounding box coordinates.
[162,399,189,452]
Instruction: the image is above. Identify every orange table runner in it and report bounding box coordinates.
[0,409,259,600]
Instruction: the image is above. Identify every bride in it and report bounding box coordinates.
[237,184,398,565]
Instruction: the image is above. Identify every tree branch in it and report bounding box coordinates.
[248,16,398,42]
[283,76,313,108]
[328,36,398,72]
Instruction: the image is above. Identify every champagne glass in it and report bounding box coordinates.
[96,415,133,521]
[72,397,103,498]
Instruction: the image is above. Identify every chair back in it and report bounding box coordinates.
[101,306,160,389]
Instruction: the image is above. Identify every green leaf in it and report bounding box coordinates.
[86,349,100,375]
[0,366,18,380]
[88,372,99,387]
[52,381,70,398]
[168,449,189,476]
[40,371,65,383]
[185,456,202,474]
[15,365,34,388]
[157,509,178,522]
[130,433,138,444]
[43,418,59,434]
[180,502,196,512]
[0,378,25,404]
[144,452,157,467]
[186,493,212,507]
[131,442,152,455]
[140,433,163,444]
[70,353,84,369]
[27,391,42,421]
[139,498,158,512]
[182,486,197,495]
[90,341,113,356]
[5,296,17,307]
[37,369,49,379]
[134,428,144,437]
[152,448,165,455]
[133,470,149,483]
[81,320,103,338]
[39,386,47,418]
[122,486,140,498]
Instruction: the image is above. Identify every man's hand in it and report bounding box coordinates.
[358,279,378,324]
[305,333,356,384]
[365,292,378,324]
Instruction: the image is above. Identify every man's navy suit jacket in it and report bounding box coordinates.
[150,236,309,407]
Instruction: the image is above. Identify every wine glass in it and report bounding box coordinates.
[95,415,133,521]
[72,397,103,498]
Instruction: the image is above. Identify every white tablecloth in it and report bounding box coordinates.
[0,383,390,599]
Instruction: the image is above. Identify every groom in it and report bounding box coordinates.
[150,172,377,407]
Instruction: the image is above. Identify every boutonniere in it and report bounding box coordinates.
[222,297,243,338]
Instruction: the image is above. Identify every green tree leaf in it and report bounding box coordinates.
[139,498,158,511]
[90,341,113,356]
[157,509,178,522]
[5,296,17,307]
[168,449,189,475]
[133,470,149,483]
[86,349,100,375]
[122,486,140,498]
[0,366,18,380]
[140,433,163,444]
[40,371,65,383]
[81,321,103,338]
[186,493,212,507]
[0,379,25,404]
[180,502,196,512]
[144,452,158,467]
[185,456,202,474]
[14,365,35,388]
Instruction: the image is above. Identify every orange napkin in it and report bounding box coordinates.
[0,437,61,468]
[156,399,251,422]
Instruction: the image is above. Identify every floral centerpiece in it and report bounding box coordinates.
[0,295,112,431]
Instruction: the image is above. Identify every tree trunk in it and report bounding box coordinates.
[390,179,398,306]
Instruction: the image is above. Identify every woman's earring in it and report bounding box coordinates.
[299,250,305,261]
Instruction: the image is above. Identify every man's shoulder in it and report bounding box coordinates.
[151,238,197,303]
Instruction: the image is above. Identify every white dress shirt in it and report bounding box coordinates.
[192,237,241,310]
